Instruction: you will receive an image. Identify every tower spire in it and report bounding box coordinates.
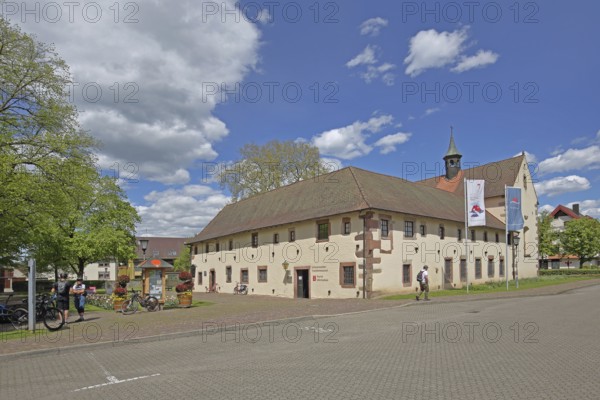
[443,127,462,180]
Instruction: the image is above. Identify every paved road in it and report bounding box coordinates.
[1,284,599,400]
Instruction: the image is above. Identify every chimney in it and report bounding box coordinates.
[572,204,580,215]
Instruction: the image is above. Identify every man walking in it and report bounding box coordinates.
[416,265,430,301]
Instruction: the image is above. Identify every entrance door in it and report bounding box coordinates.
[296,269,309,299]
[444,259,453,288]
[209,269,216,291]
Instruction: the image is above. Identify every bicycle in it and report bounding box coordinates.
[17,294,65,331]
[233,282,248,295]
[121,289,159,314]
[0,294,28,330]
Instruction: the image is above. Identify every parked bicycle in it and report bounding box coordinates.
[121,289,159,314]
[0,294,28,330]
[233,282,248,295]
[17,294,65,331]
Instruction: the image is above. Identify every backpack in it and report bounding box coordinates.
[416,270,423,282]
[56,281,69,295]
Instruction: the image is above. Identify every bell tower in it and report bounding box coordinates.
[443,128,462,180]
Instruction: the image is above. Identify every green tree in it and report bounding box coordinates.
[560,218,600,266]
[1,17,97,264]
[36,175,140,278]
[218,140,332,201]
[173,245,191,272]
[537,211,559,262]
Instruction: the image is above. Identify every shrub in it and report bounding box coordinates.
[539,268,600,276]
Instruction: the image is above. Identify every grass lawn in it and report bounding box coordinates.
[382,275,599,300]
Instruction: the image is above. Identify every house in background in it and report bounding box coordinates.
[187,136,538,299]
[544,204,599,269]
[83,237,189,280]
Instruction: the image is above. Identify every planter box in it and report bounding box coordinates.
[177,293,192,308]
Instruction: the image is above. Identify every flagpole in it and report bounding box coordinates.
[505,185,509,291]
[464,178,469,294]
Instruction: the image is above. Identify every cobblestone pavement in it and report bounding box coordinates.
[1,282,599,400]
[0,279,598,358]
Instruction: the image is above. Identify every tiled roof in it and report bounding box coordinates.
[550,205,581,219]
[418,154,526,197]
[135,237,190,259]
[189,166,505,243]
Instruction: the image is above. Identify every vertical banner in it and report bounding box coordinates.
[466,180,486,227]
[506,187,525,231]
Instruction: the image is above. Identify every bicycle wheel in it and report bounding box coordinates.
[42,307,64,331]
[121,299,139,315]
[10,307,28,330]
[145,296,159,312]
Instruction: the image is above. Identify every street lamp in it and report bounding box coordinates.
[512,232,520,288]
[139,238,149,260]
[282,260,289,271]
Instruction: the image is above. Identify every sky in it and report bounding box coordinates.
[5,0,600,237]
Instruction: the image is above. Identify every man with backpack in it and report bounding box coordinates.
[51,273,72,323]
[415,265,430,301]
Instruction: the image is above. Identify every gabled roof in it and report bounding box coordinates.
[135,237,189,259]
[418,154,526,197]
[189,166,505,243]
[550,205,580,219]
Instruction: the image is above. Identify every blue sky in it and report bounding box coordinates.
[6,0,600,236]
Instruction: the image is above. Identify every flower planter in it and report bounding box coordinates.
[177,293,192,308]
[113,298,126,312]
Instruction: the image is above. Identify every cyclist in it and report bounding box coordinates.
[51,273,72,323]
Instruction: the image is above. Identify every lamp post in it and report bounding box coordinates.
[512,232,520,288]
[139,238,149,261]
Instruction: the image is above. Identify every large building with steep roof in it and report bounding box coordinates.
[187,137,539,299]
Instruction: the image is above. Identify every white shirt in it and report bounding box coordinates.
[421,269,429,283]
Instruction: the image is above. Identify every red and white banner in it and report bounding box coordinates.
[466,180,486,227]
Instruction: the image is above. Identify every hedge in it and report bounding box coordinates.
[12,279,109,293]
[539,269,600,276]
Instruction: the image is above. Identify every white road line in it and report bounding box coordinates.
[74,352,160,392]
[73,373,161,392]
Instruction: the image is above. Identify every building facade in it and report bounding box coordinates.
[188,139,538,299]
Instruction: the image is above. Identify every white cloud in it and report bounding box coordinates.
[346,45,378,68]
[537,146,600,175]
[360,17,388,36]
[535,176,591,197]
[136,185,229,237]
[312,115,394,159]
[374,133,412,154]
[404,28,498,76]
[451,50,499,73]
[423,108,440,117]
[320,157,344,172]
[513,151,538,164]
[362,63,396,85]
[538,204,555,215]
[11,0,261,185]
[404,28,468,77]
[578,200,600,218]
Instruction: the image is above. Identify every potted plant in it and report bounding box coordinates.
[112,285,128,311]
[117,274,130,288]
[175,271,194,308]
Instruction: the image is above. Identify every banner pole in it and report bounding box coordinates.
[464,179,469,294]
[505,185,509,291]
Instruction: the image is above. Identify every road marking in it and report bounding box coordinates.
[73,373,161,392]
[73,352,160,392]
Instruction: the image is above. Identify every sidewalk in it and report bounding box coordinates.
[1,278,599,358]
